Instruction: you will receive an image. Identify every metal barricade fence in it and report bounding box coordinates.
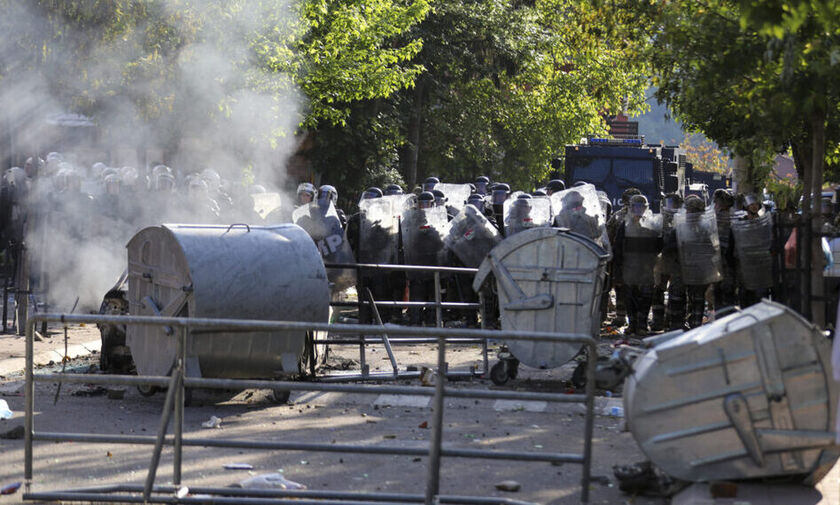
[23,313,598,505]
[321,263,490,380]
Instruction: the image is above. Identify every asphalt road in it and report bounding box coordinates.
[0,338,666,505]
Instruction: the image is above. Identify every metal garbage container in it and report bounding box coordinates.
[624,300,839,483]
[125,224,330,382]
[472,227,610,384]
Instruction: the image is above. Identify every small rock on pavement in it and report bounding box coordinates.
[0,425,24,440]
[495,480,521,492]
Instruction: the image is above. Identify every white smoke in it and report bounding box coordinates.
[0,0,305,312]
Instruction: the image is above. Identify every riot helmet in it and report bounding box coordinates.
[249,184,267,194]
[516,193,532,200]
[317,185,338,208]
[475,176,490,195]
[545,179,565,195]
[467,193,485,212]
[104,174,122,196]
[663,193,683,212]
[417,191,435,209]
[154,172,176,192]
[384,184,404,196]
[297,182,316,204]
[561,190,585,211]
[152,164,172,178]
[684,195,705,213]
[713,188,734,211]
[423,176,440,193]
[492,183,510,206]
[743,193,761,214]
[91,162,109,179]
[572,181,588,188]
[628,194,648,217]
[362,187,383,200]
[621,187,642,206]
[432,189,447,207]
[201,168,222,190]
[532,189,547,197]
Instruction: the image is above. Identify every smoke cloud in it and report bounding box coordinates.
[0,0,305,312]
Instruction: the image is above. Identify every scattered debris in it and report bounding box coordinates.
[201,416,222,429]
[613,461,687,497]
[0,425,24,440]
[0,482,21,495]
[420,367,435,387]
[223,463,254,470]
[494,480,521,492]
[0,399,12,419]
[233,473,306,490]
[71,386,107,397]
[175,486,189,498]
[418,421,428,429]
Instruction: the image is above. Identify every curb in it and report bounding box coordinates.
[0,339,101,377]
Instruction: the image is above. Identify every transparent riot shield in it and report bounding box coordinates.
[716,209,732,251]
[293,201,356,291]
[622,211,662,286]
[358,197,399,264]
[435,183,472,212]
[551,184,611,253]
[731,212,774,290]
[675,207,723,285]
[400,205,450,268]
[503,197,551,237]
[444,204,502,267]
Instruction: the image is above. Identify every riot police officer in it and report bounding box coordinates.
[613,195,662,336]
[653,193,685,331]
[713,189,737,309]
[606,188,641,327]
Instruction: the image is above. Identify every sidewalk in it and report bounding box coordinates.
[0,324,101,377]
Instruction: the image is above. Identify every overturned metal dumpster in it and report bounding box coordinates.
[472,227,609,383]
[624,300,839,483]
[125,224,330,382]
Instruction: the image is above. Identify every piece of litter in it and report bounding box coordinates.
[175,486,189,498]
[235,473,306,490]
[495,480,520,492]
[224,463,254,470]
[0,482,21,495]
[0,399,13,420]
[201,416,222,429]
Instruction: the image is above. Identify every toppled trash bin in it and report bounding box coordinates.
[624,300,839,483]
[472,227,609,384]
[125,224,330,390]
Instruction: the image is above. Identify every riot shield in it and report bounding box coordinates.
[716,209,732,251]
[675,207,723,285]
[731,212,773,290]
[444,204,502,267]
[503,197,551,237]
[551,185,610,253]
[358,197,399,264]
[252,192,284,220]
[622,212,662,286]
[293,201,357,291]
[435,183,472,212]
[400,205,450,268]
[659,207,680,277]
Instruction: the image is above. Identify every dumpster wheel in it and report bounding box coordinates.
[269,389,291,404]
[137,385,158,397]
[490,358,518,386]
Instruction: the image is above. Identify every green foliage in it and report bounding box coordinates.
[624,0,840,190]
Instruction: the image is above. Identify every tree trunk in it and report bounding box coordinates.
[809,106,826,327]
[732,155,752,193]
[403,80,425,189]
